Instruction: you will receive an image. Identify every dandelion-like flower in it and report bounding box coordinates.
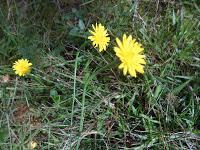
[27,141,37,149]
[88,23,110,52]
[12,59,32,76]
[114,34,146,77]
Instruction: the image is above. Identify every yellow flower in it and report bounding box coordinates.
[12,59,32,76]
[88,23,110,52]
[114,34,146,77]
[27,141,37,149]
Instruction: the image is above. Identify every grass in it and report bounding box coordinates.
[0,0,200,149]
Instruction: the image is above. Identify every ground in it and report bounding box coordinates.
[0,0,200,149]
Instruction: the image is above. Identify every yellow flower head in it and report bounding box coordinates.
[12,59,32,76]
[88,23,110,52]
[27,141,37,149]
[114,34,146,77]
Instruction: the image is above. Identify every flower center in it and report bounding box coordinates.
[19,64,28,73]
[95,34,105,43]
[123,50,135,65]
